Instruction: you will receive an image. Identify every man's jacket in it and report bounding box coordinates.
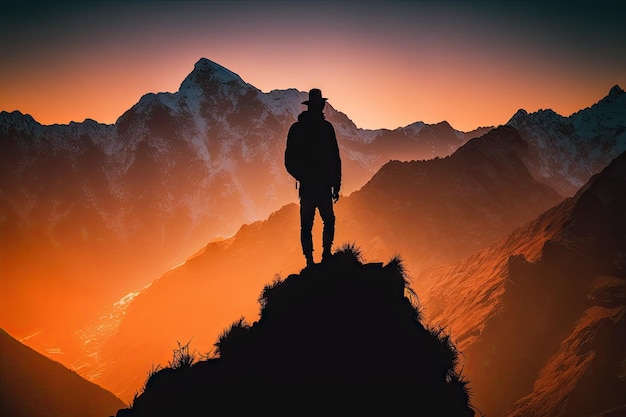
[285,111,341,192]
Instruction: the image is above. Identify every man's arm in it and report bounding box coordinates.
[327,122,341,201]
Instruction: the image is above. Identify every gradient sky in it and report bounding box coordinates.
[2,1,625,132]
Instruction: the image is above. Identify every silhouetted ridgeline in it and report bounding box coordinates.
[419,150,626,416]
[0,328,124,417]
[115,247,475,416]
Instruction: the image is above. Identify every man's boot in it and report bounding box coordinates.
[322,247,332,263]
[305,252,315,267]
[322,222,334,263]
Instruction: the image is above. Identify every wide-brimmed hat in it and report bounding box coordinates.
[302,88,327,105]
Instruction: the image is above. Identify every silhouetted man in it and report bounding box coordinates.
[285,88,341,267]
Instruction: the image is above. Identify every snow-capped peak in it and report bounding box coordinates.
[505,85,626,196]
[401,121,426,134]
[193,58,245,84]
[179,58,251,93]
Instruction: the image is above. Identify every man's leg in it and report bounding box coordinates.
[318,194,335,262]
[300,194,316,266]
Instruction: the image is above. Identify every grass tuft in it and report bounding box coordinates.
[214,317,250,358]
[168,339,196,369]
[335,242,364,262]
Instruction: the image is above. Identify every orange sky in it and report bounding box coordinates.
[1,1,625,132]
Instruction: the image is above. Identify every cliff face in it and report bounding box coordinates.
[115,248,475,417]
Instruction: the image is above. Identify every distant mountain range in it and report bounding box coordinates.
[507,84,626,196]
[72,124,563,401]
[0,58,490,353]
[0,328,124,417]
[72,84,624,405]
[1,57,624,414]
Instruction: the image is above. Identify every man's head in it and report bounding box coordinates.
[302,88,327,112]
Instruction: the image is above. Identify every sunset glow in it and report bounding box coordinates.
[2,2,626,415]
[2,1,625,131]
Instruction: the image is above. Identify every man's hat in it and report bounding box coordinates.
[302,88,327,105]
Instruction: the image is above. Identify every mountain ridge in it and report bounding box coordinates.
[0,57,491,366]
[81,123,563,402]
[506,83,626,196]
[113,248,476,417]
[2,58,624,411]
[0,327,125,417]
[418,149,626,416]
[88,116,624,405]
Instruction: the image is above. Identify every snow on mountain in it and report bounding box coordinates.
[259,88,302,118]
[0,58,486,375]
[506,84,626,196]
[2,56,619,406]
[3,53,622,400]
[79,124,563,404]
[1,57,482,252]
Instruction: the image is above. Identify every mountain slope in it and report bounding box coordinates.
[0,57,483,258]
[113,249,475,417]
[81,124,562,402]
[73,86,626,400]
[3,60,624,409]
[0,58,485,359]
[342,125,563,267]
[0,328,125,417]
[418,150,626,416]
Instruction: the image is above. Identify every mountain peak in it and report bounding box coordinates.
[608,84,624,99]
[176,57,254,101]
[187,57,247,85]
[116,246,476,416]
[512,108,529,118]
